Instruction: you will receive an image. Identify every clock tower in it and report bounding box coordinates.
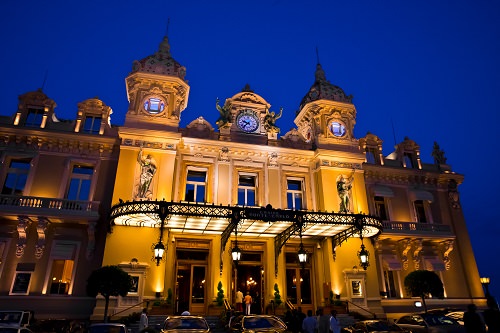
[294,62,357,151]
[216,85,282,143]
[124,35,189,131]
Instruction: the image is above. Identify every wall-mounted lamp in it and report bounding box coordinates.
[231,225,241,265]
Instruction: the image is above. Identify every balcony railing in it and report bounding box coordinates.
[382,221,453,235]
[0,194,100,218]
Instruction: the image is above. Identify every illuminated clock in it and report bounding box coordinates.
[236,111,259,133]
[143,96,166,114]
[328,121,346,137]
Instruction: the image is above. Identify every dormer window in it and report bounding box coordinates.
[403,152,415,168]
[25,107,44,127]
[366,147,380,164]
[83,116,102,134]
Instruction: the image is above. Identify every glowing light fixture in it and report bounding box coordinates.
[358,237,369,270]
[232,225,242,264]
[152,204,169,266]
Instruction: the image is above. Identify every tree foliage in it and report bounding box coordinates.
[404,270,444,312]
[87,265,133,321]
[273,283,282,306]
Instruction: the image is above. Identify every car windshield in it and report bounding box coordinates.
[0,312,22,325]
[89,325,126,333]
[242,317,286,330]
[164,318,208,330]
[421,314,458,326]
[365,321,403,331]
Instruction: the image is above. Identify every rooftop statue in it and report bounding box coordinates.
[263,107,283,133]
[215,98,231,129]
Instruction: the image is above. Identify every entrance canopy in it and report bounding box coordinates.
[111,201,382,238]
[110,200,383,275]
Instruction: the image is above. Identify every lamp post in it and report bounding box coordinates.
[481,277,491,297]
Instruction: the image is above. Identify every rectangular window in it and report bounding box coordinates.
[287,179,303,210]
[11,272,32,295]
[185,169,206,202]
[366,147,378,164]
[25,108,44,127]
[383,270,397,298]
[414,200,427,223]
[46,243,77,295]
[83,116,102,134]
[374,196,389,221]
[2,158,31,195]
[10,263,35,295]
[238,174,256,206]
[66,165,93,200]
[49,259,74,295]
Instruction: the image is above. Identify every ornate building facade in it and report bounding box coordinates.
[0,91,120,319]
[0,35,485,321]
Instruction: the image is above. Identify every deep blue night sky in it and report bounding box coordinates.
[1,1,499,297]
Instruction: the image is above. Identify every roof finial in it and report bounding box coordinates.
[41,69,48,91]
[316,46,320,65]
[166,18,170,37]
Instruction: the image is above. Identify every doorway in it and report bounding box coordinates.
[235,264,263,314]
[175,249,208,315]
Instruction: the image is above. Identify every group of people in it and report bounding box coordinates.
[235,290,255,315]
[300,308,341,333]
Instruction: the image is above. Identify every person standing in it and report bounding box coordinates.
[484,297,500,333]
[329,309,341,333]
[235,290,243,313]
[463,303,486,333]
[317,308,330,333]
[244,292,252,315]
[301,310,317,333]
[139,308,148,332]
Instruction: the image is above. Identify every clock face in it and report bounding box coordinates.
[237,113,259,132]
[143,97,166,114]
[328,121,346,137]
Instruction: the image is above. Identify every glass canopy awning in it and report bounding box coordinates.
[110,200,383,275]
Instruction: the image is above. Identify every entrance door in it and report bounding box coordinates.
[175,263,207,315]
[286,268,313,312]
[236,265,263,314]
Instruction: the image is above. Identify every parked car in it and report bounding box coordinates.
[0,311,32,333]
[88,323,130,333]
[227,315,287,333]
[161,316,210,333]
[396,313,465,333]
[342,319,412,332]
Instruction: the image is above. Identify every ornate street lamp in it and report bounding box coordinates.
[231,227,242,264]
[358,237,369,270]
[153,242,165,266]
[481,277,491,297]
[297,229,307,267]
[152,204,169,266]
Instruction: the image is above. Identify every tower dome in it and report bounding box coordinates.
[299,63,352,109]
[131,36,186,80]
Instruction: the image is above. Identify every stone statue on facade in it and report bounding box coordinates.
[337,171,354,213]
[137,147,157,199]
[432,141,447,165]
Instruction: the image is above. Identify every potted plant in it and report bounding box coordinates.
[271,284,284,315]
[209,282,225,316]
